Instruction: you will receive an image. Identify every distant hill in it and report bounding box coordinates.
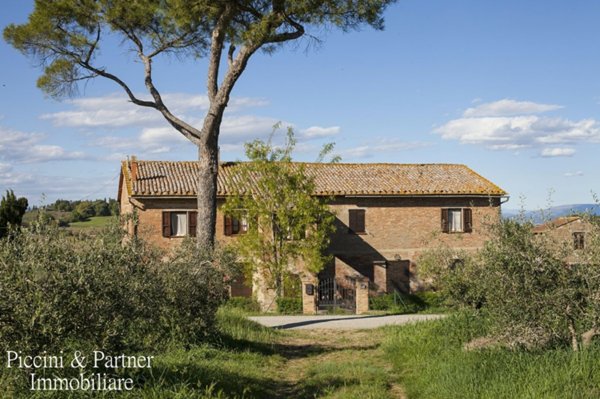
[502,204,600,224]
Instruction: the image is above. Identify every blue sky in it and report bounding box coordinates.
[1,0,599,209]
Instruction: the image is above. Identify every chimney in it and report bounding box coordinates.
[130,155,138,181]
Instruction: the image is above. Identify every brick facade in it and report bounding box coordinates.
[534,217,594,264]
[122,191,501,297]
[322,196,501,292]
[117,160,505,310]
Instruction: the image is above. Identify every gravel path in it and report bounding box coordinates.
[249,314,445,330]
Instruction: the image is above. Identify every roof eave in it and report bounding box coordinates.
[130,192,507,199]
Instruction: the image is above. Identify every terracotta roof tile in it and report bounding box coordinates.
[121,160,507,197]
[533,216,581,233]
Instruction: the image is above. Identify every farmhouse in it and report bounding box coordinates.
[533,216,595,264]
[118,158,507,311]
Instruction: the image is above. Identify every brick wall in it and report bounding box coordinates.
[121,191,501,295]
[538,218,594,264]
[326,196,501,292]
[127,197,238,251]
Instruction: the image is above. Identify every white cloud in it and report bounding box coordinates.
[0,127,85,163]
[338,139,431,159]
[563,171,584,177]
[0,162,36,187]
[220,115,283,141]
[91,114,286,155]
[435,99,600,156]
[540,147,576,157]
[301,126,341,138]
[41,92,269,129]
[463,99,563,117]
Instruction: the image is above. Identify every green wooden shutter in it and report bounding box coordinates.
[162,212,171,237]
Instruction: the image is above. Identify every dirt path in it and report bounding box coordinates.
[268,329,406,399]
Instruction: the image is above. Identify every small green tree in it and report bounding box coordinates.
[223,128,337,299]
[0,190,28,238]
[72,201,95,222]
[92,199,111,216]
[418,245,484,309]
[425,217,600,351]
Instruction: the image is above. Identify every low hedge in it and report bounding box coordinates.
[276,297,302,314]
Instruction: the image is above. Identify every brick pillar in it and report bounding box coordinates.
[301,277,317,315]
[373,261,387,293]
[355,278,369,314]
[253,270,277,313]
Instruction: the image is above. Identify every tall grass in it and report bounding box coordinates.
[2,308,285,398]
[383,312,600,398]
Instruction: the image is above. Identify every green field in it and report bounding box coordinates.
[4,307,600,398]
[383,312,600,399]
[68,216,114,228]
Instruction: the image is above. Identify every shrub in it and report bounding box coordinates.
[0,220,234,356]
[276,297,302,314]
[369,291,438,313]
[420,217,600,350]
[418,246,484,309]
[224,297,261,313]
[155,239,237,345]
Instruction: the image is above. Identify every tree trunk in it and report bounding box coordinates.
[566,305,579,352]
[196,105,224,248]
[582,328,598,348]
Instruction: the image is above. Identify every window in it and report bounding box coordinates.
[162,211,197,238]
[573,232,585,250]
[441,208,472,233]
[348,209,366,234]
[224,214,248,236]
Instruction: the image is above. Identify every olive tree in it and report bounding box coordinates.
[4,0,396,247]
[421,217,600,351]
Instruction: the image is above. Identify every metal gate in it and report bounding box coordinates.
[317,277,356,312]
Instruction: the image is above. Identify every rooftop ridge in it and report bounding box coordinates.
[132,159,471,167]
[119,158,508,197]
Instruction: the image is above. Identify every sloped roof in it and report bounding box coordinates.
[119,160,507,198]
[533,216,581,233]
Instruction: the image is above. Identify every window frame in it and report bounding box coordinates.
[348,209,366,234]
[573,232,585,250]
[441,207,472,234]
[224,212,249,236]
[162,210,197,238]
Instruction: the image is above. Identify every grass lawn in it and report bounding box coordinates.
[382,312,600,399]
[3,308,404,398]
[68,216,114,229]
[116,308,403,398]
[7,308,597,398]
